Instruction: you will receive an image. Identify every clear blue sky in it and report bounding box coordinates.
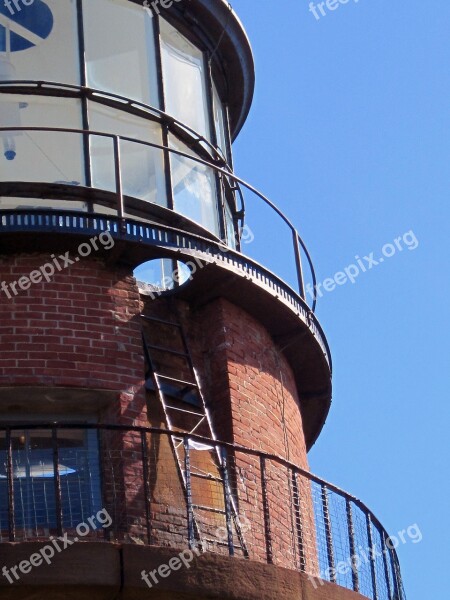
[231,1,449,598]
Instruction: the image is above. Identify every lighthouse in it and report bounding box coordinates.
[0,2,405,599]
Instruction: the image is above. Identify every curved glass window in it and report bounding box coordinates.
[224,201,237,249]
[0,428,101,533]
[170,135,219,235]
[84,0,160,107]
[0,94,83,183]
[160,18,210,140]
[89,102,166,206]
[0,0,80,84]
[0,0,235,241]
[212,81,228,158]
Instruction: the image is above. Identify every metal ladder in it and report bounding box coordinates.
[141,310,248,557]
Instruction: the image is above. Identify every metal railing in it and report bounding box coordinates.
[0,81,228,164]
[0,124,318,311]
[0,424,405,600]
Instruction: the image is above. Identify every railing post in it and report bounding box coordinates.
[0,423,404,600]
[220,446,234,556]
[321,484,336,583]
[52,427,64,537]
[260,456,273,564]
[291,469,306,571]
[112,135,126,232]
[141,430,152,545]
[6,428,15,542]
[381,528,394,600]
[346,499,359,593]
[292,229,306,300]
[183,437,195,550]
[366,513,379,600]
[388,541,402,600]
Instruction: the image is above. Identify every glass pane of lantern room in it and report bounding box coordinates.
[160,18,211,140]
[212,81,228,159]
[0,95,84,202]
[89,102,167,207]
[0,0,80,84]
[84,0,160,107]
[170,135,220,236]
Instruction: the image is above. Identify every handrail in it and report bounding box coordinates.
[0,208,332,371]
[0,80,246,229]
[0,125,318,310]
[0,421,390,517]
[0,423,406,600]
[0,80,227,163]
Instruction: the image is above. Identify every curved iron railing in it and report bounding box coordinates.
[0,209,331,369]
[0,424,405,600]
[0,81,228,163]
[0,124,318,311]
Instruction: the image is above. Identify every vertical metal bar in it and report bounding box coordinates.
[162,125,175,212]
[76,0,87,88]
[292,230,306,300]
[223,104,234,170]
[81,105,92,193]
[220,446,234,556]
[153,14,166,113]
[52,428,63,537]
[141,431,152,545]
[366,513,379,600]
[223,102,240,249]
[381,529,393,600]
[206,57,219,150]
[388,543,401,600]
[346,499,359,592]
[76,0,92,202]
[291,469,306,571]
[96,429,110,542]
[206,57,227,242]
[321,484,336,583]
[215,172,227,243]
[112,135,125,229]
[6,428,15,542]
[153,16,175,212]
[183,437,195,549]
[260,456,273,564]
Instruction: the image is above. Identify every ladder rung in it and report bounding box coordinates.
[191,472,223,483]
[141,315,181,327]
[141,311,251,555]
[156,373,198,388]
[165,405,206,418]
[146,344,189,358]
[203,537,244,550]
[193,504,226,515]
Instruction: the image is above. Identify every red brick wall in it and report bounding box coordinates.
[195,300,317,571]
[141,295,315,569]
[0,257,316,561]
[141,296,309,464]
[176,298,306,467]
[193,298,313,570]
[0,254,147,541]
[0,256,316,559]
[0,253,146,425]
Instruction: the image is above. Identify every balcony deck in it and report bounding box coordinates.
[0,424,405,600]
